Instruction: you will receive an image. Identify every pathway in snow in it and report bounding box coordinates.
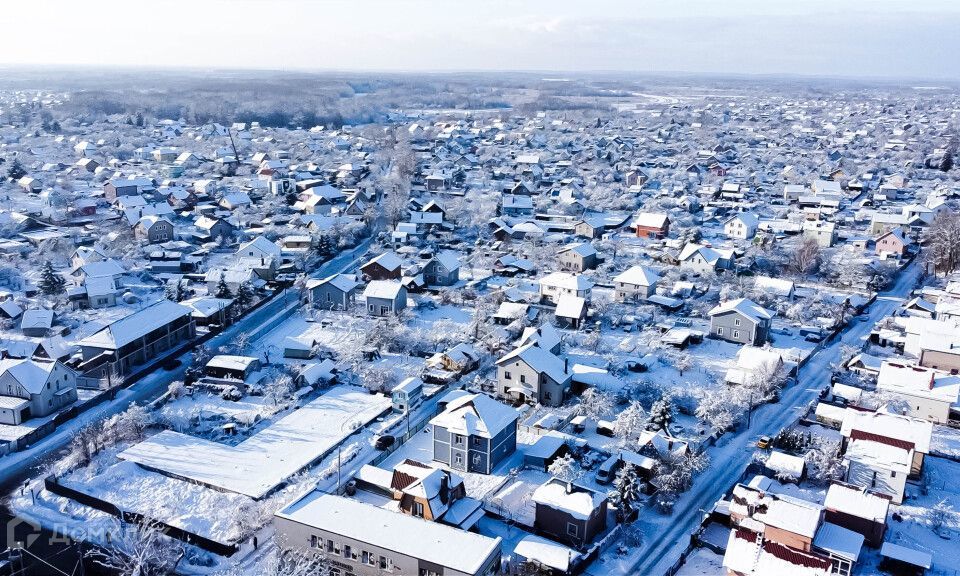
[614,259,923,576]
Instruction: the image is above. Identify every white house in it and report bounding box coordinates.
[724,212,759,240]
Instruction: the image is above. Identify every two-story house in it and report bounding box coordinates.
[430,393,518,475]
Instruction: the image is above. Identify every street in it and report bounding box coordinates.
[621,259,923,576]
[0,237,373,492]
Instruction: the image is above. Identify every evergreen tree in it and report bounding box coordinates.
[940,153,954,172]
[214,277,233,299]
[7,158,26,181]
[609,464,643,522]
[38,260,66,296]
[648,395,674,431]
[135,111,145,127]
[233,281,254,311]
[314,234,335,260]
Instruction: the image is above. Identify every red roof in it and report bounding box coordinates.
[763,540,832,571]
[850,429,915,452]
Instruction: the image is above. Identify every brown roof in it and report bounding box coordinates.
[763,540,832,571]
[850,429,915,452]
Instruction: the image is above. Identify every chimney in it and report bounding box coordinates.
[564,358,569,374]
[566,480,573,494]
[439,474,450,505]
[929,372,935,390]
[261,256,264,266]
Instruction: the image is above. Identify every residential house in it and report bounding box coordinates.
[612,265,659,302]
[496,342,572,406]
[803,221,837,248]
[430,393,518,474]
[363,281,407,316]
[539,272,593,304]
[708,298,774,346]
[134,215,174,243]
[876,361,960,423]
[306,274,359,310]
[76,300,195,377]
[558,243,598,272]
[679,243,734,275]
[823,483,889,548]
[423,251,461,286]
[531,478,608,549]
[633,212,670,239]
[0,358,78,425]
[724,212,759,240]
[274,493,501,576]
[361,252,403,281]
[875,228,907,258]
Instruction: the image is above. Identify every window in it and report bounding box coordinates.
[362,551,369,564]
[734,318,741,327]
[473,436,481,446]
[413,501,424,517]
[455,453,463,465]
[733,330,740,339]
[520,374,526,384]
[454,434,464,445]
[567,522,579,537]
[343,545,351,559]
[504,371,511,380]
[717,327,723,336]
[310,535,320,549]
[327,540,334,553]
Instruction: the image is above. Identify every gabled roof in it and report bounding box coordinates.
[539,271,593,291]
[497,342,569,384]
[840,409,932,454]
[363,251,403,272]
[429,393,518,439]
[633,212,669,228]
[363,280,404,300]
[78,300,192,350]
[0,358,58,394]
[708,298,773,322]
[613,265,659,287]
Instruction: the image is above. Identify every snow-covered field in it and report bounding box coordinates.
[118,385,391,498]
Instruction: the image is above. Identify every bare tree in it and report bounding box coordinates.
[88,521,184,576]
[788,236,822,277]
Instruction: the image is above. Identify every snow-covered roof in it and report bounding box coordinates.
[877,361,960,404]
[78,300,192,350]
[613,265,659,287]
[731,484,823,538]
[429,393,518,439]
[765,450,805,479]
[823,483,889,523]
[531,478,606,520]
[539,271,593,291]
[514,535,574,572]
[880,542,932,569]
[708,298,773,322]
[363,280,404,300]
[119,386,389,498]
[0,358,58,395]
[206,355,257,372]
[633,212,669,228]
[840,409,932,454]
[306,273,359,293]
[558,242,596,258]
[555,294,586,319]
[276,493,501,575]
[364,251,403,272]
[497,342,569,384]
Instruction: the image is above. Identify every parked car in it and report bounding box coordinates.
[756,435,772,449]
[374,435,396,450]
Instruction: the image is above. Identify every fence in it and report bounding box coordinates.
[44,475,239,557]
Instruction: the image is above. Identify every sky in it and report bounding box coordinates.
[2,0,959,80]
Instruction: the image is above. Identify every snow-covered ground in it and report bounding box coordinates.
[118,385,391,498]
[607,259,922,576]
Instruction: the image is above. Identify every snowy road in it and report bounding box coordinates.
[0,238,373,492]
[617,259,923,576]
